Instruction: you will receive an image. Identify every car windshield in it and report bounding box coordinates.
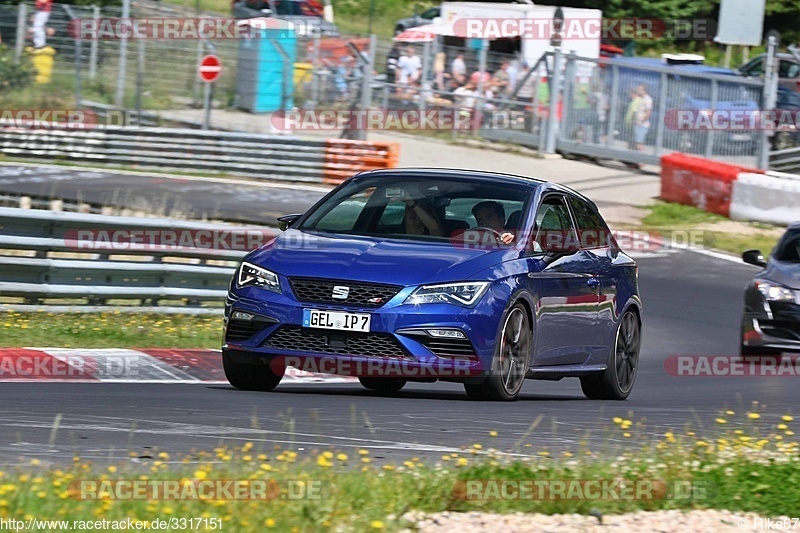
[296,175,534,241]
[773,229,800,262]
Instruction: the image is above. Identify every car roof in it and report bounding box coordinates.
[354,167,597,206]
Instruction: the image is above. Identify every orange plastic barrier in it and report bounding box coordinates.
[660,153,764,217]
[323,140,400,185]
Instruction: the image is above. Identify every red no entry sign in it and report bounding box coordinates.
[199,55,222,83]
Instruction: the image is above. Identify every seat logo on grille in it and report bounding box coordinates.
[332,286,350,300]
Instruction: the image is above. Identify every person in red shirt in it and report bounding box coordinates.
[32,0,52,49]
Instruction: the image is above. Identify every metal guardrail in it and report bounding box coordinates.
[0,127,398,183]
[769,146,800,173]
[0,207,276,306]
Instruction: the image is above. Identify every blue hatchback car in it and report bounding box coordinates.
[222,168,642,401]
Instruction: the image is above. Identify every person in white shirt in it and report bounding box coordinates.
[397,46,422,87]
[451,52,466,87]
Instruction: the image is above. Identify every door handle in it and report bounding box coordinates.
[587,277,600,287]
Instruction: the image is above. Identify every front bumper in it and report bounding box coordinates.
[222,289,504,381]
[742,297,800,352]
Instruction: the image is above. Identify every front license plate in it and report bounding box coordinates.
[302,309,371,332]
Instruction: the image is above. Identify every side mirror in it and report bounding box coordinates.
[277,213,302,232]
[742,249,767,268]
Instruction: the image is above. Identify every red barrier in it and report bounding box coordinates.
[660,153,764,217]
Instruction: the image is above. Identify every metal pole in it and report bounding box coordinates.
[654,71,667,154]
[75,30,83,109]
[89,6,99,80]
[115,0,131,107]
[357,34,376,139]
[723,45,732,68]
[202,82,212,130]
[135,38,145,124]
[758,32,779,170]
[194,41,203,105]
[309,32,321,109]
[704,79,718,159]
[544,47,563,154]
[14,3,27,65]
[420,40,431,112]
[606,64,620,147]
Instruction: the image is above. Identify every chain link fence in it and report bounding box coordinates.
[0,3,785,170]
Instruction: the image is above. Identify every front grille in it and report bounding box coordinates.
[289,278,402,308]
[225,319,271,343]
[418,337,477,358]
[264,326,408,358]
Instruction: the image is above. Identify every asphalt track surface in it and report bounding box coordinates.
[0,165,327,224]
[2,245,793,466]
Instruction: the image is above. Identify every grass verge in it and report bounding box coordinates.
[0,311,222,349]
[1,410,798,530]
[634,201,785,257]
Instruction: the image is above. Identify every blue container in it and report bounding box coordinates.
[236,26,296,113]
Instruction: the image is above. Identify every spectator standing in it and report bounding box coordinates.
[451,52,466,87]
[397,46,421,87]
[32,0,52,49]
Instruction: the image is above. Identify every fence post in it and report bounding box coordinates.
[704,79,718,160]
[14,3,27,65]
[115,0,131,107]
[544,47,563,154]
[758,31,780,170]
[357,34,376,140]
[561,52,576,143]
[308,32,320,109]
[89,5,99,80]
[606,64,620,148]
[654,71,667,154]
[135,39,145,124]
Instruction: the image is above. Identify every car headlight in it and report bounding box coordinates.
[237,262,280,293]
[404,282,489,306]
[755,280,795,302]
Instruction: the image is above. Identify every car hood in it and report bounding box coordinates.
[764,260,800,290]
[245,230,515,286]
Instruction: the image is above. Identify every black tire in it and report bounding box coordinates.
[358,377,407,392]
[223,351,282,391]
[464,302,532,401]
[581,310,640,400]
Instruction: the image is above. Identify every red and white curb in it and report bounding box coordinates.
[0,348,357,384]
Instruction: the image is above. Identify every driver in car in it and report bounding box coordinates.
[472,201,515,245]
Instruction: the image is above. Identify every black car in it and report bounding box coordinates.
[394,6,440,35]
[741,223,800,355]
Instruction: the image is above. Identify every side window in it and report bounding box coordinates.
[742,57,764,76]
[568,197,612,250]
[779,60,800,79]
[422,7,439,19]
[377,201,406,228]
[312,188,375,232]
[532,195,578,254]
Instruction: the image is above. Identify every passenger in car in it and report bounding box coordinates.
[403,200,444,236]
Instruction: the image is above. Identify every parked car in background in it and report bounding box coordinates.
[232,0,339,37]
[394,6,440,35]
[738,52,800,94]
[740,224,800,356]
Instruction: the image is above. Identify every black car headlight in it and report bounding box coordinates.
[404,282,489,306]
[755,280,795,302]
[237,262,280,293]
